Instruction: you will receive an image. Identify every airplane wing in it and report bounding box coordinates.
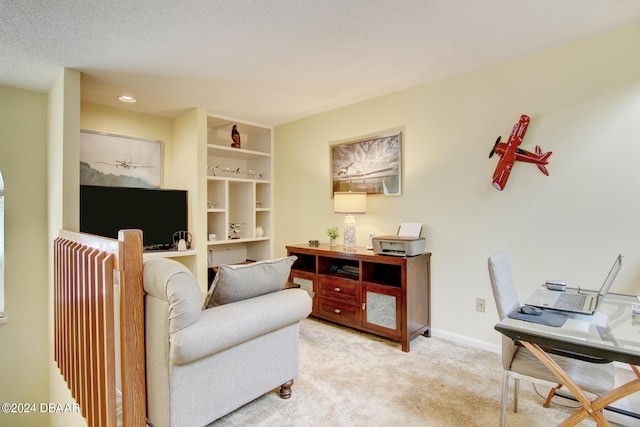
[491,155,515,191]
[490,115,530,190]
[96,160,153,169]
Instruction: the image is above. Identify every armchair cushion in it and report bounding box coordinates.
[203,256,297,308]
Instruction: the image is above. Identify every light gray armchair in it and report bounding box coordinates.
[144,257,312,427]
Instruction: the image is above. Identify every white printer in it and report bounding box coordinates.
[371,223,426,256]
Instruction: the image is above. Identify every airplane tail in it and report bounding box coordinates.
[535,146,552,175]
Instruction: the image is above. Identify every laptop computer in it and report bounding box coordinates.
[524,254,623,315]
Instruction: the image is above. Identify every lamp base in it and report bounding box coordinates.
[343,215,357,250]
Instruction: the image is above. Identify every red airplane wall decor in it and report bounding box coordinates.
[489,114,552,191]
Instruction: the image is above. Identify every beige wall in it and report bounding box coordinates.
[47,69,88,427]
[273,24,640,347]
[169,108,209,285]
[80,103,175,176]
[0,85,50,426]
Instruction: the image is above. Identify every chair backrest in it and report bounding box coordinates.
[488,252,521,369]
[488,252,520,319]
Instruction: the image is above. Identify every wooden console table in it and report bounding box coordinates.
[286,243,431,352]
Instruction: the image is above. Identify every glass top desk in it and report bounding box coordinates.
[495,292,640,426]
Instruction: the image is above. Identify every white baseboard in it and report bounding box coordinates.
[430,328,501,354]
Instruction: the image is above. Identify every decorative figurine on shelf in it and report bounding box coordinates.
[231,125,241,149]
[172,230,192,250]
[229,223,242,239]
[248,170,267,179]
[223,167,241,174]
[327,226,339,247]
[489,114,552,191]
[255,225,264,237]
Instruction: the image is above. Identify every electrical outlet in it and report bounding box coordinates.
[476,298,486,313]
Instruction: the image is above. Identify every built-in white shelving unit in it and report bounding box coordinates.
[205,115,272,265]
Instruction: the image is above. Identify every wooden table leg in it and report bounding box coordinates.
[521,341,614,426]
[559,375,640,427]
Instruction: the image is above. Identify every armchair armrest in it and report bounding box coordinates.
[171,289,311,365]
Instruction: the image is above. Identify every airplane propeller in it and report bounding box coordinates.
[489,136,501,158]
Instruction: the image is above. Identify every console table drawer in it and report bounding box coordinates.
[319,276,360,304]
[318,298,361,327]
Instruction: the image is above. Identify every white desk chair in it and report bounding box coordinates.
[488,252,614,427]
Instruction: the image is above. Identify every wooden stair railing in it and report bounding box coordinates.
[54,229,145,427]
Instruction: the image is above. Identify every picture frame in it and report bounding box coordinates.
[330,130,402,196]
[80,130,163,188]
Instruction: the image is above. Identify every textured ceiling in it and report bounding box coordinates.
[1,0,639,125]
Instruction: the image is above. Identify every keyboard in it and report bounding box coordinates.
[555,293,587,310]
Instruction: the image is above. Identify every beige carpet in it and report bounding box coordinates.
[209,318,617,426]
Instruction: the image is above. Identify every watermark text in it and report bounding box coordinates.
[2,402,80,414]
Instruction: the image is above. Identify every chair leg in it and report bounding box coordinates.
[514,378,519,413]
[501,371,510,427]
[543,384,563,408]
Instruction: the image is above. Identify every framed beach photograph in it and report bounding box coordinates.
[80,130,163,188]
[330,130,402,196]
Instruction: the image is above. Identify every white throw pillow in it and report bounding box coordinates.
[202,256,297,308]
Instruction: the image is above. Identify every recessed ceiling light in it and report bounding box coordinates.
[118,95,137,103]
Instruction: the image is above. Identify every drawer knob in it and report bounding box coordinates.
[334,309,341,314]
[334,287,341,292]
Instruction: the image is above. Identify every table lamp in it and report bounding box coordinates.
[333,191,367,250]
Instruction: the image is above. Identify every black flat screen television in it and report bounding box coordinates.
[80,185,188,251]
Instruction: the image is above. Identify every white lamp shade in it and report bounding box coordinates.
[334,192,367,214]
